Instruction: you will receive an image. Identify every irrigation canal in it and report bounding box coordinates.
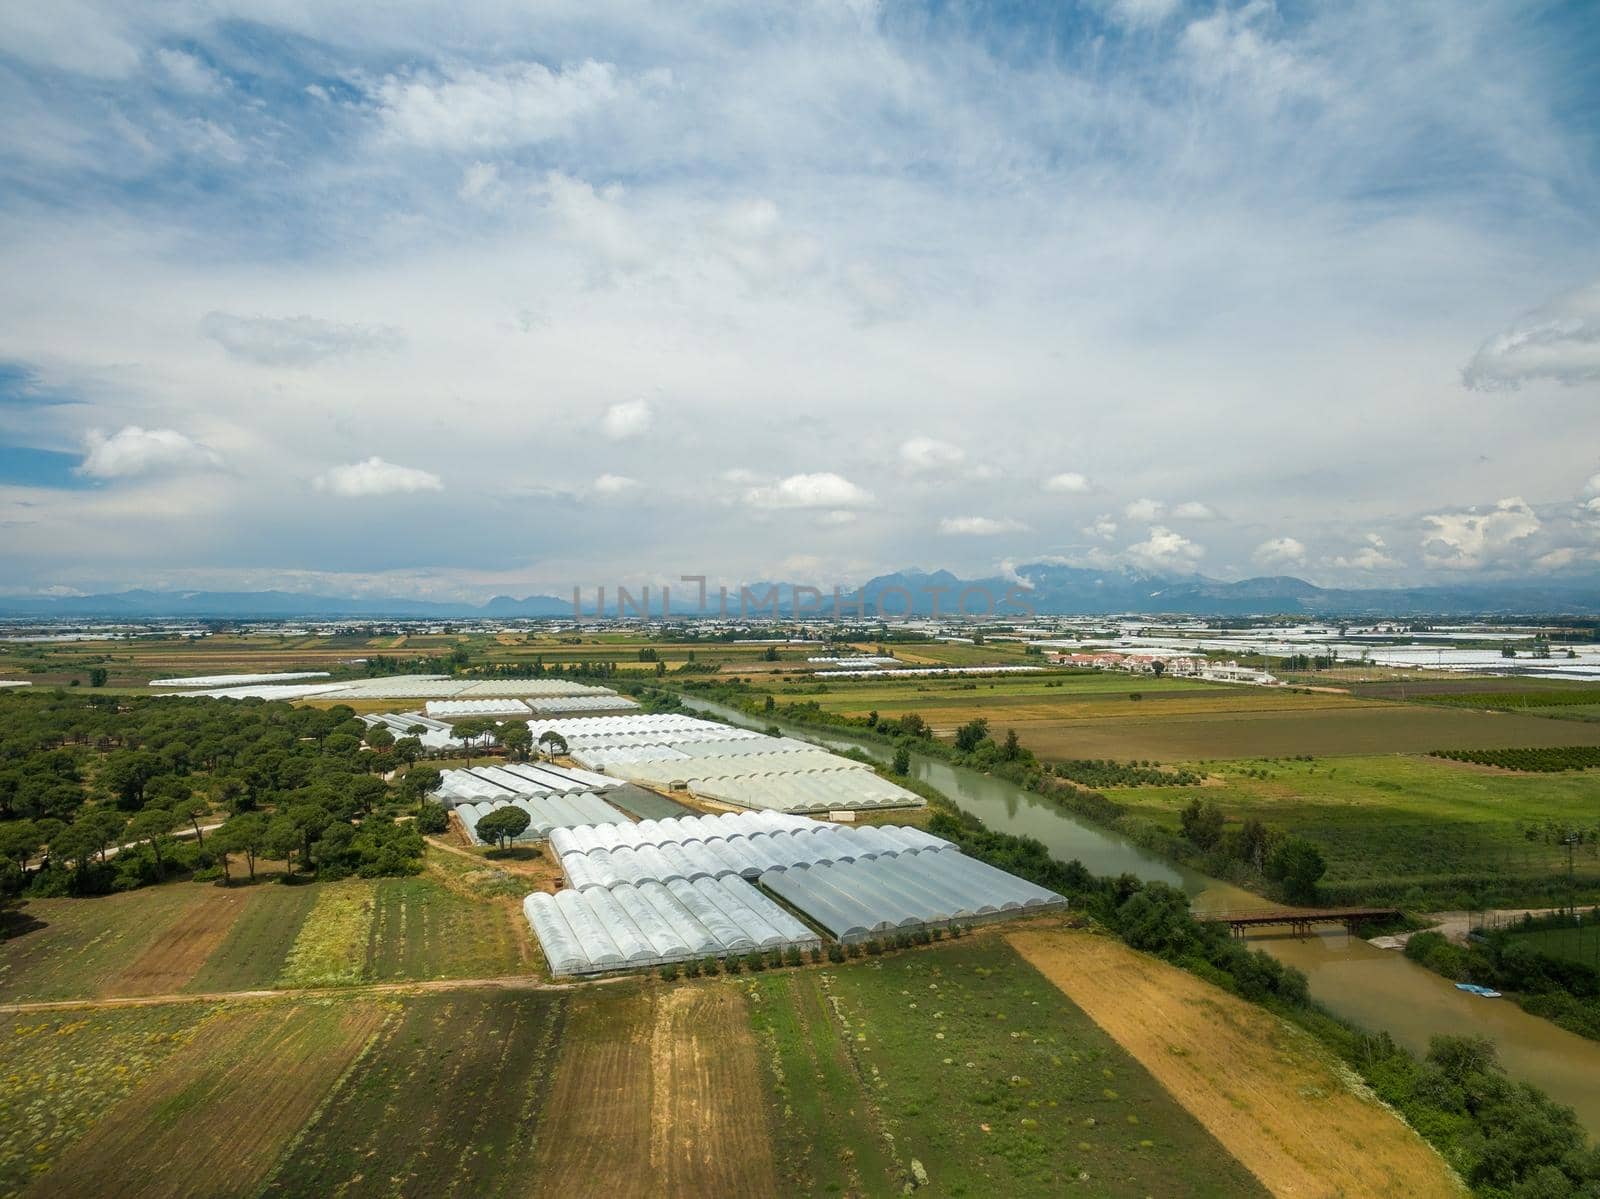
[684,697,1600,1136]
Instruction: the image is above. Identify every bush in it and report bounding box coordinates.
[415,801,449,834]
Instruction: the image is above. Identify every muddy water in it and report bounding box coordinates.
[686,697,1600,1134]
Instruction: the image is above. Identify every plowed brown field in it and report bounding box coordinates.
[108,887,251,995]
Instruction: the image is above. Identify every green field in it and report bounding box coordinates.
[183,883,321,992]
[1503,925,1600,970]
[262,991,562,1197]
[1107,754,1600,905]
[757,672,1600,761]
[0,885,224,1001]
[0,856,531,1005]
[366,875,525,981]
[0,1004,217,1195]
[751,938,1266,1197]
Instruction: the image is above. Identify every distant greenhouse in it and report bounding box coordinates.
[548,714,922,813]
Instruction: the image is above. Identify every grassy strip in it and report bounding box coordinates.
[276,881,376,988]
[0,1004,217,1194]
[263,992,564,1197]
[365,874,523,981]
[819,938,1269,1197]
[185,882,320,992]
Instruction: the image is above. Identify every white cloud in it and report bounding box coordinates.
[373,59,662,150]
[744,472,873,510]
[1462,281,1600,390]
[1125,497,1165,521]
[314,458,443,497]
[1329,533,1401,571]
[200,312,401,367]
[540,171,650,274]
[1253,536,1307,568]
[819,509,857,527]
[1585,473,1600,496]
[79,426,221,479]
[1107,0,1180,28]
[458,161,501,202]
[1534,547,1577,570]
[899,436,964,472]
[938,516,1026,536]
[1043,472,1091,494]
[154,48,224,95]
[1171,501,1218,520]
[1082,514,1118,540]
[1421,497,1541,569]
[592,473,637,495]
[1124,525,1204,571]
[600,398,653,440]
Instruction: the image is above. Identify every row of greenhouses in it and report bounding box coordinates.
[543,714,921,813]
[457,791,631,844]
[552,815,950,890]
[759,851,1065,943]
[434,762,622,807]
[525,876,821,975]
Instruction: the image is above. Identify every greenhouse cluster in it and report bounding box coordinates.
[550,812,950,890]
[760,851,1065,943]
[426,698,534,717]
[525,694,637,714]
[539,714,922,813]
[168,673,626,701]
[525,876,821,975]
[524,809,1064,973]
[359,711,461,749]
[434,762,621,806]
[458,792,630,844]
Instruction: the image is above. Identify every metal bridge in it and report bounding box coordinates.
[1200,907,1402,937]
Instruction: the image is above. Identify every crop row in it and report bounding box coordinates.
[1431,746,1600,772]
[1426,690,1600,710]
[1050,759,1203,788]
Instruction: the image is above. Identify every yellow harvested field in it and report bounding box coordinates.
[1007,927,1463,1199]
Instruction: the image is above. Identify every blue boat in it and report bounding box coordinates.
[1455,983,1503,998]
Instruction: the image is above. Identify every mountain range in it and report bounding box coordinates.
[1,564,1597,620]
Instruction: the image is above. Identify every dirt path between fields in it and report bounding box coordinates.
[1008,926,1464,1199]
[0,969,636,1014]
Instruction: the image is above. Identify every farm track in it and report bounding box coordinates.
[0,969,636,1015]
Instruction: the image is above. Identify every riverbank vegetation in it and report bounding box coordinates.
[1405,912,1600,1044]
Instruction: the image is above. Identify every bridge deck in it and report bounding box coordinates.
[1200,907,1401,931]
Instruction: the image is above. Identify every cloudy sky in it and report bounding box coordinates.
[1,1,1598,601]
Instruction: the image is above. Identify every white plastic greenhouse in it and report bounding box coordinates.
[544,714,923,813]
[433,762,621,807]
[456,791,630,844]
[425,698,532,718]
[524,874,821,975]
[759,850,1065,943]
